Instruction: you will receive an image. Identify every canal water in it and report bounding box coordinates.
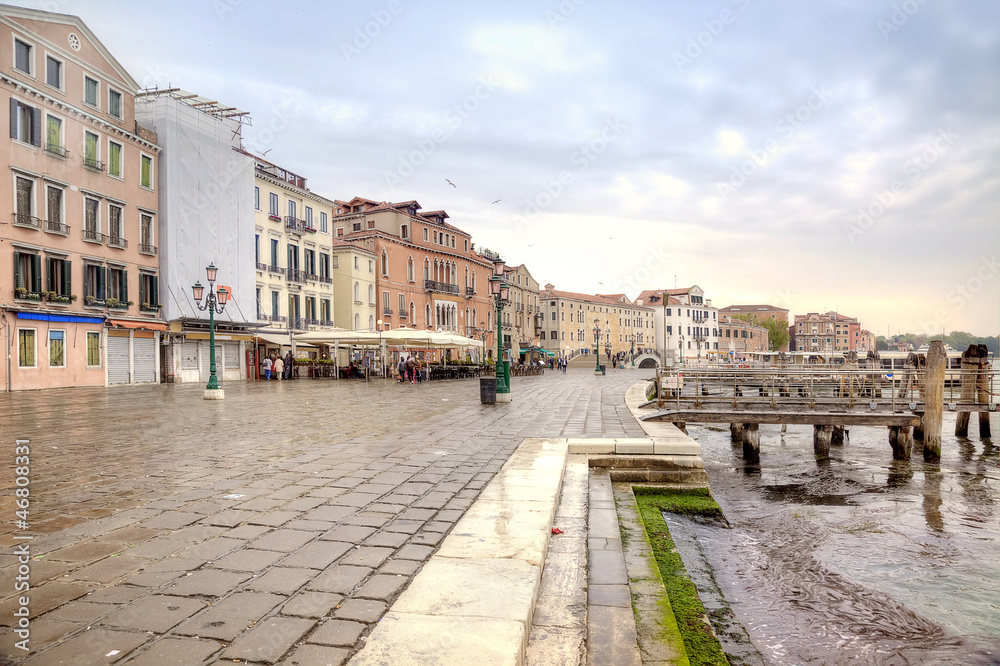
[674,410,1000,665]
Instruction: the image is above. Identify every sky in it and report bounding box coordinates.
[21,0,999,335]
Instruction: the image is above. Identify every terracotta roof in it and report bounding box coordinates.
[634,289,683,306]
[719,305,789,313]
[540,288,644,308]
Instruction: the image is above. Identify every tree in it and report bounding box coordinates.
[731,314,790,352]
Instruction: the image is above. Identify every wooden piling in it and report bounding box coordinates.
[742,423,760,465]
[922,341,947,462]
[889,425,912,460]
[813,424,832,458]
[956,344,982,437]
[730,422,744,443]
[831,425,845,445]
[977,345,992,438]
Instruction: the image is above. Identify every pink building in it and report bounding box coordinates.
[0,6,163,390]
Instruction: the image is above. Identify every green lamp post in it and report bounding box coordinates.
[631,333,635,367]
[489,255,511,402]
[593,318,602,375]
[192,262,229,400]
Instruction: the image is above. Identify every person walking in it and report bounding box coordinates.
[414,357,422,383]
[262,355,272,381]
[284,351,294,380]
[397,356,407,383]
[405,356,415,384]
[273,353,284,381]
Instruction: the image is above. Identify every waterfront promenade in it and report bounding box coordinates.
[0,369,648,664]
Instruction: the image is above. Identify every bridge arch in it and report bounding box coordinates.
[636,353,660,368]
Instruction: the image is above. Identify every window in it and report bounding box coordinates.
[288,200,297,219]
[305,206,313,228]
[11,99,40,146]
[271,291,280,318]
[352,222,361,232]
[108,141,122,177]
[337,227,344,237]
[45,256,71,296]
[108,204,123,245]
[407,257,414,282]
[13,251,41,295]
[355,313,361,331]
[14,38,32,75]
[369,260,374,273]
[269,192,279,216]
[108,89,122,119]
[84,197,100,239]
[382,291,390,314]
[368,284,374,304]
[45,55,61,89]
[319,253,330,279]
[15,176,33,223]
[423,228,429,241]
[49,330,65,367]
[140,273,159,309]
[254,186,260,210]
[353,281,360,302]
[270,238,279,267]
[18,330,35,367]
[84,76,99,107]
[401,224,408,239]
[321,299,331,323]
[106,266,127,302]
[45,114,62,154]
[84,263,106,302]
[84,131,100,169]
[86,331,101,366]
[140,154,153,189]
[398,293,405,314]
[320,212,328,233]
[305,248,316,276]
[140,214,154,252]
[354,256,359,270]
[332,255,339,269]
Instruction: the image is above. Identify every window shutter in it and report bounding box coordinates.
[32,254,41,292]
[9,99,17,139]
[62,259,71,296]
[84,264,90,298]
[152,275,159,307]
[46,257,53,291]
[13,251,20,289]
[30,106,41,147]
[97,266,106,299]
[121,270,128,303]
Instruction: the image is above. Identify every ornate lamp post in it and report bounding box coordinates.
[191,262,229,400]
[479,320,487,368]
[679,335,685,366]
[630,333,635,367]
[489,255,511,402]
[605,319,611,363]
[376,318,384,377]
[593,318,602,375]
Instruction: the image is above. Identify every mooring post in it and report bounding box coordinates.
[976,346,992,438]
[831,425,845,445]
[956,344,980,437]
[813,424,832,458]
[922,341,947,462]
[889,425,912,460]
[742,423,760,465]
[730,422,744,443]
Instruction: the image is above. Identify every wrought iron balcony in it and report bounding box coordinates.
[44,142,69,158]
[285,217,311,234]
[399,311,408,320]
[290,316,309,330]
[45,220,70,235]
[256,262,268,271]
[383,308,393,316]
[268,264,283,274]
[286,268,305,283]
[318,276,333,284]
[12,213,40,229]
[465,287,475,297]
[306,272,318,281]
[308,318,321,326]
[82,228,105,243]
[139,243,158,256]
[83,157,104,172]
[107,235,127,249]
[425,280,459,295]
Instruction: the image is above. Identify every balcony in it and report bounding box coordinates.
[308,318,321,326]
[44,219,70,236]
[269,315,287,323]
[383,308,393,317]
[268,264,283,274]
[318,276,333,284]
[256,262,268,271]
[12,213,40,229]
[140,303,161,314]
[322,319,335,327]
[285,217,315,234]
[465,287,475,297]
[83,157,105,172]
[286,268,305,283]
[306,272,318,281]
[107,235,127,249]
[44,142,69,158]
[399,311,408,320]
[424,280,459,295]
[106,298,128,310]
[290,317,309,330]
[139,243,158,256]
[516,304,524,312]
[82,228,105,244]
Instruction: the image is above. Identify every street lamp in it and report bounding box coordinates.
[679,335,685,366]
[489,255,511,402]
[376,318,384,377]
[605,319,611,363]
[191,262,229,400]
[479,321,487,368]
[593,318,602,375]
[630,333,635,367]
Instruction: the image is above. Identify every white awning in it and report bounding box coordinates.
[252,332,317,348]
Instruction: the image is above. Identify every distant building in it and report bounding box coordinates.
[539,286,655,361]
[502,264,542,362]
[718,304,789,351]
[719,316,770,356]
[634,286,719,364]
[792,311,868,353]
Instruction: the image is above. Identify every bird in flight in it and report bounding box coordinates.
[491,199,501,204]
[445,179,456,188]
[262,148,272,156]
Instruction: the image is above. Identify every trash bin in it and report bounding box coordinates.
[480,377,497,404]
[600,365,606,375]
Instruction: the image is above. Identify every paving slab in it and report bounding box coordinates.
[120,637,223,665]
[281,591,344,618]
[222,615,315,664]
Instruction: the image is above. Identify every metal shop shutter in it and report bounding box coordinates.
[200,343,224,383]
[133,337,156,384]
[107,335,130,385]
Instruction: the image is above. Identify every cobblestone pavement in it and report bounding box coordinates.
[0,367,651,665]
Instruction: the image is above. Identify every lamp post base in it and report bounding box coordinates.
[496,391,512,403]
[204,388,225,401]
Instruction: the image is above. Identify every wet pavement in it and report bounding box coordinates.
[0,368,650,665]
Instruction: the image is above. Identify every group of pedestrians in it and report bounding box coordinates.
[396,356,423,384]
[610,351,630,370]
[261,351,294,381]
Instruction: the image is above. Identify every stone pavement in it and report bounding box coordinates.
[0,368,650,665]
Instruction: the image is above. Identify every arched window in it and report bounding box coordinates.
[465,267,469,289]
[354,313,360,331]
[410,301,415,322]
[473,308,477,327]
[407,256,414,282]
[452,262,458,285]
[368,315,374,331]
[381,251,388,277]
[425,304,432,327]
[354,281,360,302]
[488,311,493,331]
[472,271,476,293]
[423,258,430,281]
[367,284,374,303]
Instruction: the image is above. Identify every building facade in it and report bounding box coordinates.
[792,311,870,353]
[334,198,497,357]
[0,5,164,391]
[717,304,789,351]
[635,286,719,364]
[719,316,770,355]
[539,285,655,361]
[501,264,542,361]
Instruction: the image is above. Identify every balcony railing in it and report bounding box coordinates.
[256,262,268,271]
[285,217,314,234]
[268,264,282,274]
[82,228,105,243]
[286,268,305,283]
[269,315,287,323]
[140,303,161,313]
[465,287,475,297]
[318,276,332,284]
[290,317,309,330]
[399,311,408,320]
[44,220,70,235]
[308,318,321,326]
[107,235,127,249]
[44,142,69,158]
[383,308,393,316]
[139,243,158,256]
[425,280,459,295]
[12,213,40,229]
[321,319,335,327]
[83,157,104,172]
[306,272,318,281]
